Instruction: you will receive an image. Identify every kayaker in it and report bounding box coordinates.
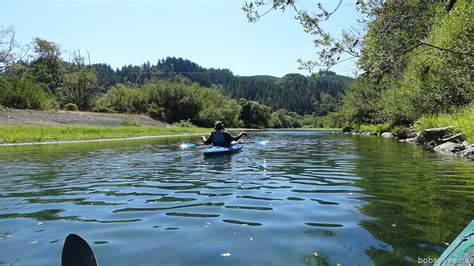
[202,121,247,147]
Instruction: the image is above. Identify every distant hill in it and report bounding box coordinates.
[90,57,353,116]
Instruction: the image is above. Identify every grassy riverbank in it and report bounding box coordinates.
[0,124,337,144]
[414,106,474,142]
[0,125,210,143]
[351,105,474,142]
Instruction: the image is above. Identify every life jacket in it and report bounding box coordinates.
[212,130,227,146]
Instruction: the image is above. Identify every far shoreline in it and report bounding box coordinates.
[0,132,206,147]
[0,125,337,147]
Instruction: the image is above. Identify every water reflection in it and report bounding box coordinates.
[202,155,234,172]
[350,135,474,265]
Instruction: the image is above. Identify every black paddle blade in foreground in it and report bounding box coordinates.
[62,234,98,266]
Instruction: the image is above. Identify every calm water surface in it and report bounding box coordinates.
[0,131,473,265]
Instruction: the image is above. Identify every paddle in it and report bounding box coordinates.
[252,140,269,145]
[180,143,199,149]
[180,140,269,149]
[62,234,98,266]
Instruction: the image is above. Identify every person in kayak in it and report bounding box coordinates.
[202,121,247,147]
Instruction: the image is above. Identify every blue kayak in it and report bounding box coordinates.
[435,220,474,266]
[203,144,243,156]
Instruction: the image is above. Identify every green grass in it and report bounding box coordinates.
[414,105,474,142]
[0,125,210,143]
[356,123,391,133]
[0,125,340,143]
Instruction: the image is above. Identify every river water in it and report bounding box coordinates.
[0,130,473,265]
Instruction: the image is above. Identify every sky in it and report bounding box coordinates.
[0,0,362,77]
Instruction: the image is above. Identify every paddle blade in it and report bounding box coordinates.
[62,234,98,266]
[180,143,196,149]
[253,140,269,146]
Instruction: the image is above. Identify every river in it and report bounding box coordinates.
[0,130,473,265]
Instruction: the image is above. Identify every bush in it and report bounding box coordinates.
[314,111,347,128]
[269,109,303,128]
[91,81,243,127]
[171,119,197,128]
[64,103,79,111]
[357,123,391,133]
[91,84,147,113]
[380,84,418,126]
[58,68,98,110]
[194,87,242,128]
[239,99,272,128]
[120,118,141,126]
[144,82,203,123]
[0,66,54,110]
[339,76,384,125]
[147,102,165,120]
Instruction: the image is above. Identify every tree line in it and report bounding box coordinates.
[0,33,351,128]
[89,57,352,116]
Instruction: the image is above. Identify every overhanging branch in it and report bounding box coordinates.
[398,41,473,57]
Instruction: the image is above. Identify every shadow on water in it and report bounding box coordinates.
[348,135,474,265]
[202,154,234,172]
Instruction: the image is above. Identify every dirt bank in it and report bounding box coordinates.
[0,108,166,126]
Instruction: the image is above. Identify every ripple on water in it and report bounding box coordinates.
[222,219,263,227]
[1,131,473,266]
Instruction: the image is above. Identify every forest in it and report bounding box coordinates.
[0,37,351,128]
[1,0,472,132]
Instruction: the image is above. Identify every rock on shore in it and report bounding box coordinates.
[343,126,473,161]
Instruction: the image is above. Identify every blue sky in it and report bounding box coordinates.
[1,0,361,77]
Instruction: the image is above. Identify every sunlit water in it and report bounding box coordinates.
[0,131,473,265]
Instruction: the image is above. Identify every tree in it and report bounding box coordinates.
[144,82,203,124]
[357,0,439,84]
[0,64,53,109]
[242,0,463,75]
[239,99,272,128]
[58,68,97,110]
[30,38,64,92]
[242,0,360,72]
[89,63,118,90]
[0,26,17,72]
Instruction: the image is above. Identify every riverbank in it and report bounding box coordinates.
[0,132,208,147]
[0,125,210,145]
[0,125,333,146]
[342,106,474,160]
[343,126,474,161]
[0,108,167,126]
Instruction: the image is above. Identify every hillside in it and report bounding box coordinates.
[90,57,353,116]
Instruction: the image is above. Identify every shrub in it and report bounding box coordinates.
[357,123,391,133]
[195,88,242,128]
[0,67,54,110]
[58,68,98,110]
[339,76,384,125]
[120,118,141,126]
[91,96,114,113]
[91,84,147,113]
[239,99,272,128]
[147,102,165,120]
[64,103,79,111]
[171,119,196,128]
[144,82,203,123]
